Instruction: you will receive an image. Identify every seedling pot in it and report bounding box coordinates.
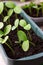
[31,17,43,22]
[19,2,43,23]
[0,21,43,65]
[0,1,43,65]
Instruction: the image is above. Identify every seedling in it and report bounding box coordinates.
[28,2,36,15]
[0,24,14,53]
[12,19,35,51]
[3,9,13,22]
[12,19,19,30]
[40,2,43,16]
[22,2,43,17]
[22,2,36,15]
[32,5,41,17]
[0,1,34,54]
[17,30,29,52]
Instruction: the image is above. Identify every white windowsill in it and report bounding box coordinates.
[0,53,6,65]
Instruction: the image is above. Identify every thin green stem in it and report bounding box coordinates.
[42,8,43,16]
[5,42,15,55]
[15,13,19,31]
[15,41,21,46]
[15,14,18,19]
[29,41,35,47]
[17,27,19,32]
[27,31,32,41]
[8,18,10,24]
[29,7,32,15]
[1,14,4,18]
[4,7,8,12]
[8,38,13,46]
[1,14,4,22]
[36,9,39,17]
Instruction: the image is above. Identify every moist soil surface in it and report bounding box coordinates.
[0,8,43,59]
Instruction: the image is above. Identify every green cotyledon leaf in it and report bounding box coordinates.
[22,40,29,52]
[2,36,9,44]
[17,30,27,42]
[24,24,31,30]
[0,30,4,37]
[19,19,27,27]
[4,25,11,35]
[0,22,4,29]
[7,9,13,17]
[3,16,9,22]
[14,6,22,14]
[5,1,15,8]
[0,2,4,14]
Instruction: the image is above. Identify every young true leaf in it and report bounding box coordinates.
[17,30,27,42]
[14,19,19,28]
[0,30,4,37]
[2,36,9,44]
[0,2,4,14]
[0,38,3,43]
[4,25,11,35]
[19,19,27,27]
[22,40,29,52]
[3,16,9,22]
[14,6,22,14]
[5,1,15,8]
[24,24,31,30]
[7,9,13,17]
[0,22,4,29]
[12,26,16,31]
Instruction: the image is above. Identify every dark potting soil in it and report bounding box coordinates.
[0,8,43,59]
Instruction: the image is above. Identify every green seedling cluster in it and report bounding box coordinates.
[22,2,43,17]
[22,2,36,15]
[12,19,31,51]
[0,1,33,55]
